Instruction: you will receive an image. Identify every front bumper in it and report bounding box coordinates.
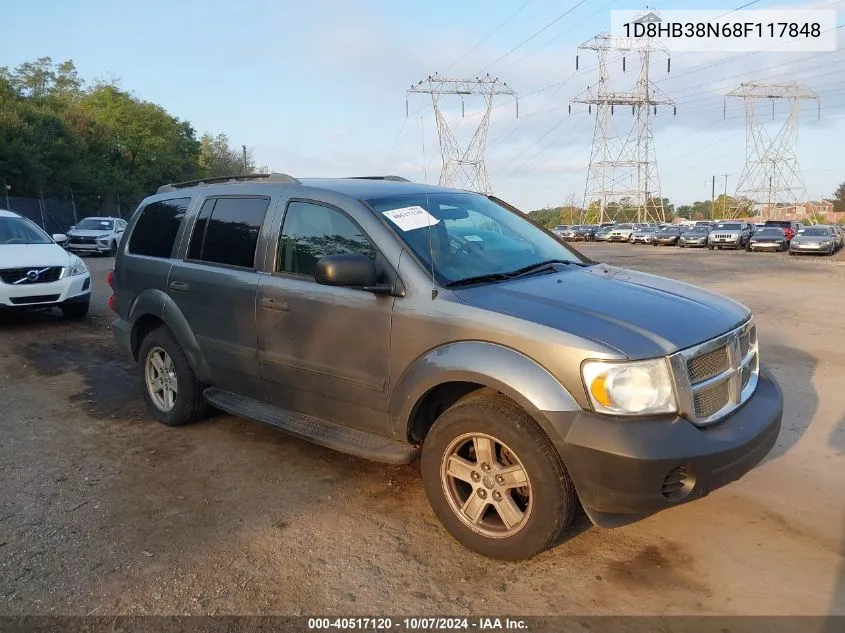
[711,237,740,246]
[749,241,785,250]
[606,235,630,242]
[680,239,707,247]
[0,274,91,310]
[67,239,113,254]
[544,367,782,527]
[790,242,833,253]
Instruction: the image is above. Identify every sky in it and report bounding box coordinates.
[3,0,844,210]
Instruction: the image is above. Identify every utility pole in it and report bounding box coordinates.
[3,181,10,211]
[572,20,675,224]
[242,145,248,174]
[68,187,78,224]
[408,73,518,194]
[726,82,818,221]
[711,175,716,219]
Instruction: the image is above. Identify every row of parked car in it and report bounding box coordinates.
[552,220,844,256]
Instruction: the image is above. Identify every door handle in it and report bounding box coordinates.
[261,297,290,312]
[169,280,190,292]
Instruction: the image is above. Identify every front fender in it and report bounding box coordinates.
[128,289,213,384]
[390,341,582,441]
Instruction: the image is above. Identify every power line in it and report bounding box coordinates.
[444,0,533,74]
[475,0,591,75]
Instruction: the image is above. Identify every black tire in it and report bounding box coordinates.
[109,241,117,257]
[745,243,752,252]
[421,392,577,561]
[708,244,715,250]
[137,326,209,427]
[789,250,796,256]
[61,301,89,320]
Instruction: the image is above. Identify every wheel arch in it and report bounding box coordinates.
[128,289,213,384]
[391,341,581,445]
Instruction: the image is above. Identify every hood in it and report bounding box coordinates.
[751,234,785,241]
[453,264,750,359]
[69,229,111,238]
[0,243,72,268]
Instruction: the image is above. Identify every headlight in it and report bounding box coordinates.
[67,254,88,276]
[582,358,676,415]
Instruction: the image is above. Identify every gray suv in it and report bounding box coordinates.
[109,174,783,560]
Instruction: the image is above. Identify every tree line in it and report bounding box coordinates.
[0,57,266,211]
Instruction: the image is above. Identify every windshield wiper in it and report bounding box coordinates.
[444,259,584,288]
[508,259,583,278]
[444,272,516,288]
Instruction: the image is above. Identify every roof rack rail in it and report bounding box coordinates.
[157,172,300,194]
[345,175,411,182]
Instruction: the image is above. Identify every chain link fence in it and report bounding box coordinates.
[1,194,141,234]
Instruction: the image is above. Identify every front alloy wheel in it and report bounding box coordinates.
[145,347,178,412]
[421,392,577,560]
[441,433,532,538]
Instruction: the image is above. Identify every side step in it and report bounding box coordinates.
[204,388,419,465]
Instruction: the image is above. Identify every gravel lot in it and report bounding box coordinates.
[0,245,843,617]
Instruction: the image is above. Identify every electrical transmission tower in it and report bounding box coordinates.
[407,74,518,194]
[571,30,674,224]
[725,82,819,221]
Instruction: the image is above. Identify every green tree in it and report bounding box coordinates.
[199,133,266,177]
[833,182,845,213]
[0,56,262,210]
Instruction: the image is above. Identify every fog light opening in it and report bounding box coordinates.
[661,466,696,502]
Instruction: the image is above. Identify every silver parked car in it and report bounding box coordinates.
[678,226,711,248]
[630,226,656,244]
[66,216,127,256]
[788,225,837,256]
[708,221,753,250]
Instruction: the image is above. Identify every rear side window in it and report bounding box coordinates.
[128,197,190,258]
[187,197,270,269]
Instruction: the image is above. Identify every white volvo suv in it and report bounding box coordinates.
[0,210,91,319]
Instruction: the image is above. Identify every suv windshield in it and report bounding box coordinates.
[366,193,585,286]
[715,223,741,230]
[0,216,53,245]
[76,218,114,230]
[764,221,791,228]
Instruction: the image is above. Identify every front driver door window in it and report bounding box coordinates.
[256,200,392,436]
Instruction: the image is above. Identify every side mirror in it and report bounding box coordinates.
[69,225,76,230]
[53,233,69,245]
[314,254,390,293]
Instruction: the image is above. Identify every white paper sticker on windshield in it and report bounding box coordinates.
[382,206,440,232]
[464,234,483,242]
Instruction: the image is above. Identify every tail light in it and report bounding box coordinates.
[107,270,117,312]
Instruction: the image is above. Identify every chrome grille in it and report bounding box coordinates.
[713,233,736,240]
[670,319,760,427]
[0,266,64,285]
[687,346,729,383]
[694,380,730,418]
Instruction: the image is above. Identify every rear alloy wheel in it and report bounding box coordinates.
[138,327,208,426]
[421,392,577,561]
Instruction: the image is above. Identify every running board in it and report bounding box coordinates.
[203,388,419,465]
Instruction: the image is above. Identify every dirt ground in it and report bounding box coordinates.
[0,244,843,617]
